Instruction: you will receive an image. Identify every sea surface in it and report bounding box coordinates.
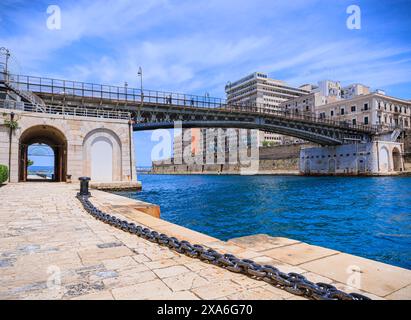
[27,166,54,178]
[114,174,411,269]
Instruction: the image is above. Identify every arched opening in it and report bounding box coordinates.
[328,159,336,174]
[392,148,402,172]
[379,147,390,173]
[304,159,311,174]
[83,128,122,182]
[26,144,55,181]
[91,137,113,181]
[19,125,67,182]
[357,158,366,174]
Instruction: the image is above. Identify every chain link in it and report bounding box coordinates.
[77,194,371,301]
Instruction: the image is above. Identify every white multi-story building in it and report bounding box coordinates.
[280,80,411,129]
[315,93,411,128]
[225,72,310,145]
[341,83,370,100]
[318,80,342,100]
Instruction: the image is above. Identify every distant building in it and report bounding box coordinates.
[225,72,310,145]
[341,83,370,100]
[315,93,411,128]
[318,80,342,101]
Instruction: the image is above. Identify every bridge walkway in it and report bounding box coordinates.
[1,183,410,300]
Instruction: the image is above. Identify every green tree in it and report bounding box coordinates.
[0,165,8,184]
[27,159,34,167]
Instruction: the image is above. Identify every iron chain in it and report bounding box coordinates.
[77,194,371,301]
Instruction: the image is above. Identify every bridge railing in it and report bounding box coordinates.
[5,74,226,108]
[218,103,380,133]
[0,99,130,120]
[4,73,385,133]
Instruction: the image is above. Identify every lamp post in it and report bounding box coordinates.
[0,47,11,81]
[137,67,143,104]
[137,67,143,124]
[205,92,210,108]
[124,81,129,106]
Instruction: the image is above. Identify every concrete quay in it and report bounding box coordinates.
[0,183,410,300]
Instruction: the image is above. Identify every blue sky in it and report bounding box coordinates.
[1,0,411,166]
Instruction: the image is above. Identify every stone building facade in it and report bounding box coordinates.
[300,141,404,175]
[314,93,411,129]
[0,108,136,183]
[225,72,310,145]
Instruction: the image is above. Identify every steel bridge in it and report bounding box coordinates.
[0,73,386,146]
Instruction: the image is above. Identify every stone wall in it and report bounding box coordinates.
[300,141,404,175]
[152,144,309,174]
[0,108,136,183]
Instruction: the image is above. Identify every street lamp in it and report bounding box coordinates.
[205,92,210,107]
[137,67,143,104]
[0,47,11,80]
[124,81,128,102]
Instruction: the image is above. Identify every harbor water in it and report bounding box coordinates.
[114,174,411,269]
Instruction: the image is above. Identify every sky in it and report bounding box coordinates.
[1,0,411,166]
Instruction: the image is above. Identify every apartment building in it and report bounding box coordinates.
[315,93,411,128]
[280,81,411,129]
[226,72,310,145]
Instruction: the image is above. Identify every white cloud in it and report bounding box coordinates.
[1,0,410,98]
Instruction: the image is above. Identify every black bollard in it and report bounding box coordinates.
[78,177,91,196]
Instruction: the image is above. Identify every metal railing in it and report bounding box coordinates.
[1,73,395,133]
[0,99,130,120]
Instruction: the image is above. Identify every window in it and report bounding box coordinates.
[331,110,334,117]
[352,119,357,125]
[351,106,356,112]
[364,117,369,125]
[364,103,368,110]
[341,108,345,115]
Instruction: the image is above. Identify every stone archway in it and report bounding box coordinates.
[83,128,122,182]
[357,158,366,174]
[392,147,402,172]
[18,125,67,182]
[379,146,390,173]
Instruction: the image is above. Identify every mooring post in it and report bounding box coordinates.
[78,177,91,196]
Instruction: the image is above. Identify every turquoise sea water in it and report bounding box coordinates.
[115,174,411,270]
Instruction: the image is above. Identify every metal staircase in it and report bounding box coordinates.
[390,128,402,142]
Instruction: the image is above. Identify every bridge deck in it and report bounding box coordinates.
[2,73,378,133]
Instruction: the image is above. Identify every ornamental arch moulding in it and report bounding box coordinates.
[82,128,122,182]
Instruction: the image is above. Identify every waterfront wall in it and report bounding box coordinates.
[152,144,311,174]
[300,141,404,175]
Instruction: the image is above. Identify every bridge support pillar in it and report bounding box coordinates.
[300,141,404,176]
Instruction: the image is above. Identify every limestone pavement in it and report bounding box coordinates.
[0,183,410,300]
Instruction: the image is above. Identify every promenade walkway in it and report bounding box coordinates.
[0,183,410,300]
